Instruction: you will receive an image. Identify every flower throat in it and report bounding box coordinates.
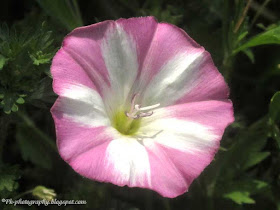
[112,94,160,136]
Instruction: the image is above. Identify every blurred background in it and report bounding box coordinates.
[0,0,280,209]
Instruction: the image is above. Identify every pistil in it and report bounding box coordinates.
[112,94,160,135]
[125,94,160,119]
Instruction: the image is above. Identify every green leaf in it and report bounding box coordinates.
[16,97,25,104]
[0,165,20,192]
[3,93,17,114]
[217,118,269,180]
[234,25,280,53]
[36,0,83,31]
[256,23,266,30]
[237,31,249,42]
[271,124,280,149]
[221,179,269,195]
[11,104,18,112]
[242,48,255,63]
[16,125,53,169]
[0,54,6,70]
[269,91,280,123]
[223,191,255,205]
[254,180,269,191]
[242,152,270,170]
[30,51,53,65]
[29,77,56,108]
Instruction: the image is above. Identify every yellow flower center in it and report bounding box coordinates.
[111,94,160,136]
[112,110,141,135]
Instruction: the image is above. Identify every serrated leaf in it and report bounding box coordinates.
[234,25,280,54]
[223,191,255,205]
[16,125,52,169]
[30,51,53,65]
[0,165,20,192]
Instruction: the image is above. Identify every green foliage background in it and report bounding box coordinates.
[0,0,280,209]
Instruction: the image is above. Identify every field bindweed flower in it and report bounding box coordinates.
[51,17,234,198]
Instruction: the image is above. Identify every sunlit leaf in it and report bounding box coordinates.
[30,51,53,65]
[237,31,248,42]
[224,191,255,205]
[234,25,280,54]
[11,104,18,112]
[16,97,25,104]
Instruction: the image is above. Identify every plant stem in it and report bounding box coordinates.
[250,0,277,23]
[13,190,33,199]
[17,111,57,152]
[233,0,252,33]
[251,0,272,26]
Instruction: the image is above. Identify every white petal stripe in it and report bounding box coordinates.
[140,117,218,153]
[142,50,205,107]
[101,24,139,110]
[105,131,151,187]
[56,84,110,127]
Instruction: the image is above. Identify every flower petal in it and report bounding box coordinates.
[116,17,158,73]
[55,21,114,96]
[137,100,234,197]
[175,52,229,104]
[142,50,228,106]
[101,23,139,110]
[134,22,203,95]
[51,49,98,95]
[142,50,205,106]
[69,129,151,188]
[51,84,110,127]
[145,143,215,198]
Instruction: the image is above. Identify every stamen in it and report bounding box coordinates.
[125,94,160,119]
[139,103,160,111]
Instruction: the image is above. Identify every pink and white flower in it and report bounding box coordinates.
[51,17,234,198]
